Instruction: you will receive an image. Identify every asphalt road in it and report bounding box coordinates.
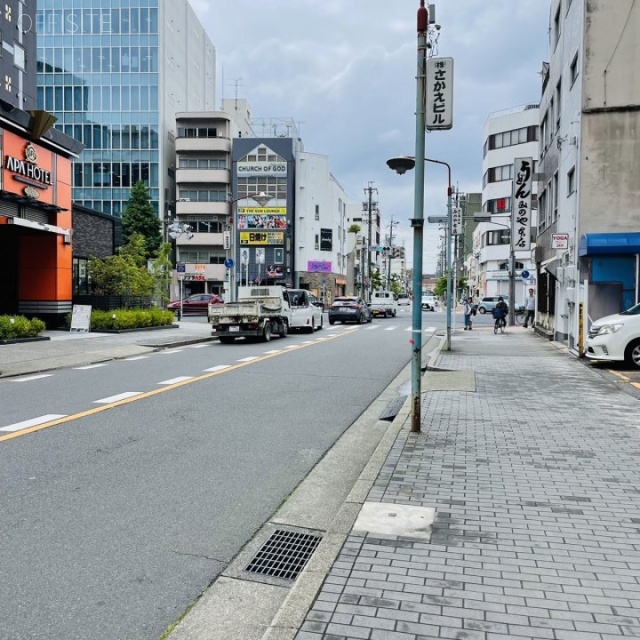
[0,308,441,640]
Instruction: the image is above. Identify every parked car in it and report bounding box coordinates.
[422,295,438,311]
[168,293,222,314]
[329,296,372,324]
[585,302,640,369]
[287,288,323,333]
[476,295,511,314]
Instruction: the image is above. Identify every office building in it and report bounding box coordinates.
[36,0,215,219]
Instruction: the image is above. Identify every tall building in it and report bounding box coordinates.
[537,0,640,348]
[475,104,539,303]
[36,0,215,219]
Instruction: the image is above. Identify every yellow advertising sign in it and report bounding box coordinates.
[239,231,285,246]
[237,207,286,214]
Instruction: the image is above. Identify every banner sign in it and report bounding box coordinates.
[552,233,569,249]
[237,212,287,230]
[308,261,332,273]
[239,231,285,246]
[426,57,454,131]
[512,157,533,252]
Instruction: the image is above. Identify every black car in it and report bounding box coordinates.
[328,296,372,324]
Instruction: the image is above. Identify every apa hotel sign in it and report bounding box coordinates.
[4,142,54,199]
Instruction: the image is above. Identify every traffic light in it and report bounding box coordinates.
[378,245,391,254]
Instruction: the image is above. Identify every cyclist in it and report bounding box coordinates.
[492,296,508,331]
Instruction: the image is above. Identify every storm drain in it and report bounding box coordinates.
[379,395,408,421]
[244,529,322,580]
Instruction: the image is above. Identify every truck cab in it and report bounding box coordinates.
[369,290,398,318]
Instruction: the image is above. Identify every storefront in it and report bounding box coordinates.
[0,106,83,325]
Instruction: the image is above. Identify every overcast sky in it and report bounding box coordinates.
[190,0,551,271]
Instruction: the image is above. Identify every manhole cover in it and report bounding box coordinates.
[245,529,322,580]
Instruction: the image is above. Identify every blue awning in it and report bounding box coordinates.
[579,232,640,256]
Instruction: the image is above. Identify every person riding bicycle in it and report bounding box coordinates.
[492,296,508,327]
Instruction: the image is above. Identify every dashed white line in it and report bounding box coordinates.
[1,414,67,432]
[124,356,150,361]
[94,391,143,404]
[159,349,184,355]
[12,374,54,382]
[187,344,210,349]
[203,364,231,372]
[74,364,108,370]
[158,376,193,385]
[237,356,260,362]
[263,350,283,354]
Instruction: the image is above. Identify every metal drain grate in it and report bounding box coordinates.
[245,529,322,580]
[379,395,408,421]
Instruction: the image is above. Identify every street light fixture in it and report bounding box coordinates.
[167,221,194,320]
[227,191,273,301]
[387,155,454,352]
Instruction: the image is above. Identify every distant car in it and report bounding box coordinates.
[167,293,222,314]
[476,295,510,314]
[397,294,411,306]
[585,302,640,369]
[329,296,372,324]
[422,295,438,311]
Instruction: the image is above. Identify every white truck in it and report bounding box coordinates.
[208,286,291,343]
[369,290,398,318]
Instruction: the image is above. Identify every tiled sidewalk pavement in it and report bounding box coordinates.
[296,331,640,640]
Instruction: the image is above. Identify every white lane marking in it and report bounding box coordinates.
[237,356,260,362]
[263,350,283,354]
[12,374,54,382]
[158,376,193,385]
[74,364,108,370]
[203,364,230,372]
[1,414,67,432]
[364,325,380,330]
[300,341,314,345]
[94,391,142,404]
[285,344,301,349]
[187,344,210,349]
[384,326,398,331]
[124,356,150,361]
[403,327,437,333]
[159,349,184,355]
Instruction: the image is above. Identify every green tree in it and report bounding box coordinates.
[151,242,173,306]
[88,234,155,300]
[433,274,448,298]
[370,269,384,291]
[122,180,162,259]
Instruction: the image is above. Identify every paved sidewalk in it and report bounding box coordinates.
[0,320,213,378]
[295,327,640,640]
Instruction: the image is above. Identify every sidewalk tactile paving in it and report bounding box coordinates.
[296,334,640,639]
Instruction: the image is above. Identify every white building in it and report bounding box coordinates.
[537,0,640,349]
[475,104,540,305]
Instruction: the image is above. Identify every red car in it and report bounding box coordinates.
[167,293,222,314]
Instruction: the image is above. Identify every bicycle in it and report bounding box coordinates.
[493,316,507,334]
[514,308,525,325]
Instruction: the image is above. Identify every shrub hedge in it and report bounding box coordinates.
[0,315,47,340]
[75,307,175,331]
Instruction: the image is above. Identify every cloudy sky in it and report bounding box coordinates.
[190,0,551,271]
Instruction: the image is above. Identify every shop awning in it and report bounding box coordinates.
[579,232,640,256]
[540,256,561,279]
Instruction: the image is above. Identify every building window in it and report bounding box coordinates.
[315,204,320,220]
[314,234,319,250]
[570,52,579,87]
[555,78,562,130]
[553,4,561,50]
[553,171,559,222]
[538,190,547,233]
[567,166,576,195]
[13,44,25,70]
[484,197,511,215]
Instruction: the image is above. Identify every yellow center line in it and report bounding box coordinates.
[608,370,631,382]
[632,382,640,390]
[0,328,359,443]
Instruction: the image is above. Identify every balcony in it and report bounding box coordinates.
[176,168,230,185]
[175,200,228,216]
[176,137,231,153]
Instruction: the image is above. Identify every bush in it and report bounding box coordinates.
[87,308,175,331]
[0,315,47,340]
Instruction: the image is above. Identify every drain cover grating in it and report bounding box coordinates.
[245,529,322,580]
[379,395,408,421]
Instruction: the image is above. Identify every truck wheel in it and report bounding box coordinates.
[262,321,272,342]
[318,315,323,330]
[279,320,289,338]
[219,336,235,344]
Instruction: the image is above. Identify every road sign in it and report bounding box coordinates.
[176,263,185,273]
[521,270,530,279]
[224,258,234,268]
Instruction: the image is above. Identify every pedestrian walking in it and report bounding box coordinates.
[523,288,535,328]
[463,298,473,330]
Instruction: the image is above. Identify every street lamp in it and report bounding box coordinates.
[227,191,273,302]
[167,221,194,320]
[387,155,454,352]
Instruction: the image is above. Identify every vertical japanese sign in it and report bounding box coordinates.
[512,157,533,252]
[426,57,453,131]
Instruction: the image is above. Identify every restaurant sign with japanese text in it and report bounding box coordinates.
[512,157,533,252]
[426,57,453,131]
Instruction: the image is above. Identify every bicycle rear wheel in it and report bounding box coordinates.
[514,310,524,325]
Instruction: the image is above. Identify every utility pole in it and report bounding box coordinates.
[363,182,378,303]
[387,217,399,289]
